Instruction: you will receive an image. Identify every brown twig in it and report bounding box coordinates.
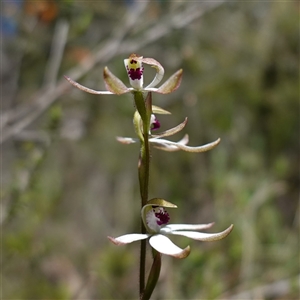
[0,1,225,145]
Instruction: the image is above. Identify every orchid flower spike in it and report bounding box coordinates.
[108,198,234,258]
[65,53,182,96]
[117,105,221,152]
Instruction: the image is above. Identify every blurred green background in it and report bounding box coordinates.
[1,1,299,299]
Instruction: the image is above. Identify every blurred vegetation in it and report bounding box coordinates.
[1,1,299,299]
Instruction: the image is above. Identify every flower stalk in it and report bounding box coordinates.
[65,53,233,300]
[133,91,152,296]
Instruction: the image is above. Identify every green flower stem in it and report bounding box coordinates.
[142,250,162,300]
[134,92,152,298]
[139,233,147,298]
[139,131,150,298]
[134,91,150,206]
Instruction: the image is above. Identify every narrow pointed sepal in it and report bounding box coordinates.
[154,69,183,94]
[151,134,189,152]
[169,224,234,241]
[64,76,114,95]
[149,234,190,258]
[152,105,171,115]
[108,233,150,245]
[152,137,220,152]
[173,137,221,152]
[151,118,188,138]
[103,67,131,95]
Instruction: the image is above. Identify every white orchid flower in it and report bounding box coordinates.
[117,105,221,152]
[65,53,182,95]
[108,198,234,259]
[117,133,220,153]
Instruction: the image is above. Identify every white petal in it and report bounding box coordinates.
[150,135,188,146]
[108,233,150,245]
[144,87,158,92]
[160,223,215,233]
[149,234,190,258]
[149,136,189,152]
[175,138,221,152]
[142,57,164,89]
[177,134,189,145]
[168,224,234,241]
[151,137,221,153]
[151,142,181,152]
